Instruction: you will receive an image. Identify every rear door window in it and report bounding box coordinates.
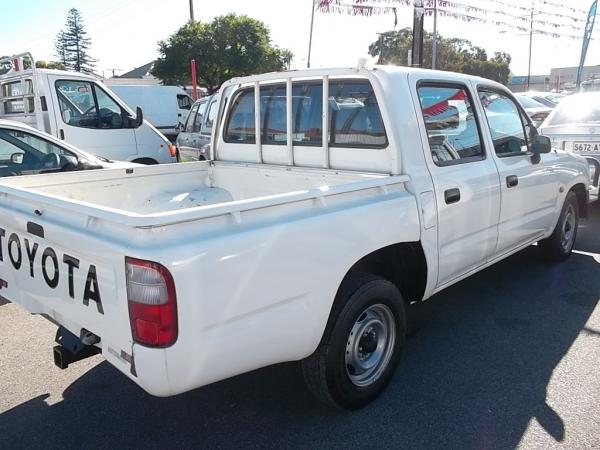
[417,84,484,165]
[184,102,201,133]
[201,98,218,136]
[192,101,208,132]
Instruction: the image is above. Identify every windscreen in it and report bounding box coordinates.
[516,95,546,109]
[548,95,600,126]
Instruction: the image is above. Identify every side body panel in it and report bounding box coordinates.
[145,188,421,395]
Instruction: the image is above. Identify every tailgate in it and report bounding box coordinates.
[0,202,135,375]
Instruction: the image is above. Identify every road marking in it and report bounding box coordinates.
[573,249,600,262]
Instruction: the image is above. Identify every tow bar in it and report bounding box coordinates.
[53,326,101,369]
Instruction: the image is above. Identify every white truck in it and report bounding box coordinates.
[106,85,193,137]
[0,53,177,164]
[0,66,589,409]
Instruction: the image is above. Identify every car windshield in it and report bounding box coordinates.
[530,96,557,108]
[548,95,600,126]
[516,95,546,109]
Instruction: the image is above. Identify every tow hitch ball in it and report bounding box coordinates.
[53,326,101,369]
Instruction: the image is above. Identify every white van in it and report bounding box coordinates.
[0,53,177,164]
[107,84,193,137]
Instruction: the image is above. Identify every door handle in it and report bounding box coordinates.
[444,188,461,204]
[506,175,519,188]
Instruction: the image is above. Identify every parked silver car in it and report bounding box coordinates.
[514,94,553,128]
[539,92,600,199]
[176,94,218,161]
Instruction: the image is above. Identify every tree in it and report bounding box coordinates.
[35,60,67,70]
[368,28,512,84]
[153,14,293,93]
[54,31,69,67]
[54,9,96,72]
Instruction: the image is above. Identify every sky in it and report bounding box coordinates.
[0,0,599,79]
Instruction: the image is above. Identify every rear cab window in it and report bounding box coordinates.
[223,79,387,149]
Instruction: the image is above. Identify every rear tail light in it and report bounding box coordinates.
[126,257,178,347]
[168,143,177,157]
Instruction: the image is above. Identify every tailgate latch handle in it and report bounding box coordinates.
[27,221,44,239]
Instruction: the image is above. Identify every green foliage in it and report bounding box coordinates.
[55,9,96,72]
[368,28,512,84]
[35,60,67,70]
[153,14,293,93]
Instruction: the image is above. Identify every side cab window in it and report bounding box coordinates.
[56,80,126,129]
[177,94,192,110]
[478,89,532,156]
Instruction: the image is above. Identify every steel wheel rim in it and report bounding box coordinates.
[345,303,396,387]
[560,204,576,252]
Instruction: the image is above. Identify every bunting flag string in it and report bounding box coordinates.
[425,0,586,30]
[316,0,593,40]
[428,8,595,40]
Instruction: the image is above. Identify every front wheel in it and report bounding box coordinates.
[302,274,406,409]
[539,191,579,261]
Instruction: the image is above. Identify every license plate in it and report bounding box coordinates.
[573,142,600,153]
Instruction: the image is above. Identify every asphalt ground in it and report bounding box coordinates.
[1,202,599,450]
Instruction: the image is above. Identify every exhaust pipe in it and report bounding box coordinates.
[53,344,101,369]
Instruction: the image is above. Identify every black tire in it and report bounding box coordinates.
[539,191,579,262]
[301,274,406,409]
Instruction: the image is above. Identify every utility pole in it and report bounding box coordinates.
[307,0,316,68]
[377,33,384,64]
[411,0,425,68]
[189,0,194,21]
[432,0,438,70]
[526,4,533,91]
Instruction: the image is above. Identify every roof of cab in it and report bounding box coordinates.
[223,64,506,92]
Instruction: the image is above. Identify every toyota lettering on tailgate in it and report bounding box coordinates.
[0,228,104,314]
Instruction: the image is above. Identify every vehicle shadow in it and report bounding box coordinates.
[1,217,599,449]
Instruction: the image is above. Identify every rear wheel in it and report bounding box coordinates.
[539,191,579,261]
[302,274,406,409]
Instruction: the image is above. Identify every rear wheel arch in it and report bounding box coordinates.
[336,242,428,306]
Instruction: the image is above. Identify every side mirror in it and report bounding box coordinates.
[61,154,79,169]
[10,153,23,164]
[135,106,143,128]
[532,135,552,154]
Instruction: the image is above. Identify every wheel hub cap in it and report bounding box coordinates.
[560,204,576,251]
[345,304,396,387]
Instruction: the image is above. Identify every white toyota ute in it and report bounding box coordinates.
[0,66,589,409]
